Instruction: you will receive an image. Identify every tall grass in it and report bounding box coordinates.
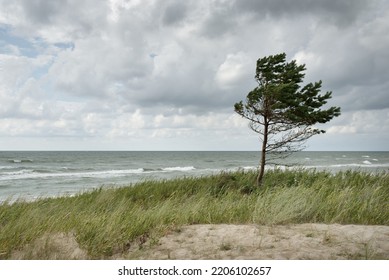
[0,169,388,259]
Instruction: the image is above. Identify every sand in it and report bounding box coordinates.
[11,224,389,260]
[127,223,389,260]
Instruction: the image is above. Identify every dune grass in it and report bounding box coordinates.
[0,169,388,259]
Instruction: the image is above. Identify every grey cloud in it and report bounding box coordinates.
[20,0,63,24]
[197,0,370,39]
[234,0,370,26]
[334,83,389,112]
[200,14,237,39]
[121,52,254,115]
[131,73,220,113]
[162,1,188,26]
[1,0,107,41]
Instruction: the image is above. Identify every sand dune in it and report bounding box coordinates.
[11,224,389,260]
[128,224,389,260]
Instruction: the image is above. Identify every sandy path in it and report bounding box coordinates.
[128,224,389,260]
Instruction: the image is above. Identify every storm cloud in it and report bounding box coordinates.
[0,0,388,150]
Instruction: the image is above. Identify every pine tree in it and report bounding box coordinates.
[234,53,341,186]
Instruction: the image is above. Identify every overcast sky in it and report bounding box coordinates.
[0,0,388,151]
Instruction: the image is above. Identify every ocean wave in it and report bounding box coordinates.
[1,169,33,176]
[0,166,14,170]
[0,166,199,181]
[307,162,389,169]
[242,166,257,171]
[143,168,159,172]
[162,166,196,172]
[90,169,145,177]
[0,168,145,181]
[8,159,34,163]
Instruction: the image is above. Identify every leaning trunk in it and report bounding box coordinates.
[256,120,268,187]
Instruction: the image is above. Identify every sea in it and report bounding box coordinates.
[0,151,388,203]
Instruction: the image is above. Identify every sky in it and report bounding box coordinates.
[0,0,388,151]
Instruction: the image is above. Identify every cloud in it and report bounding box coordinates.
[325,109,389,136]
[0,0,388,150]
[291,2,389,114]
[161,1,188,26]
[215,52,252,89]
[0,0,108,42]
[327,124,357,135]
[233,0,370,26]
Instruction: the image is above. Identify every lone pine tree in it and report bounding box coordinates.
[234,53,341,186]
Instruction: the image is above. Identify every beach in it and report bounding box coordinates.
[10,223,389,260]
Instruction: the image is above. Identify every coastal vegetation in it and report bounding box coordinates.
[0,169,388,259]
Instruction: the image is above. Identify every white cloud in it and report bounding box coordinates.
[215,52,252,89]
[152,43,185,78]
[327,126,357,135]
[327,109,389,136]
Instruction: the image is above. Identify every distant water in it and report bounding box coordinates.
[0,151,388,202]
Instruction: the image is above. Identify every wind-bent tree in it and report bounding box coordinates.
[234,53,341,186]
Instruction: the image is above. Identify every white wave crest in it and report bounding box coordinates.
[162,166,196,172]
[0,168,145,181]
[0,166,14,170]
[242,166,257,171]
[1,169,33,176]
[8,159,34,163]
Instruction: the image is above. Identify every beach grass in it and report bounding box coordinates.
[0,169,388,259]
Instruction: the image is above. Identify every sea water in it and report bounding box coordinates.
[0,151,388,202]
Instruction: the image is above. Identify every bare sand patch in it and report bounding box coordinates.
[127,224,389,260]
[11,232,88,260]
[9,224,389,259]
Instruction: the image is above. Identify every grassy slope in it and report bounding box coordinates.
[0,169,388,259]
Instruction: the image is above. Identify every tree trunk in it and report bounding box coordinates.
[256,119,268,187]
